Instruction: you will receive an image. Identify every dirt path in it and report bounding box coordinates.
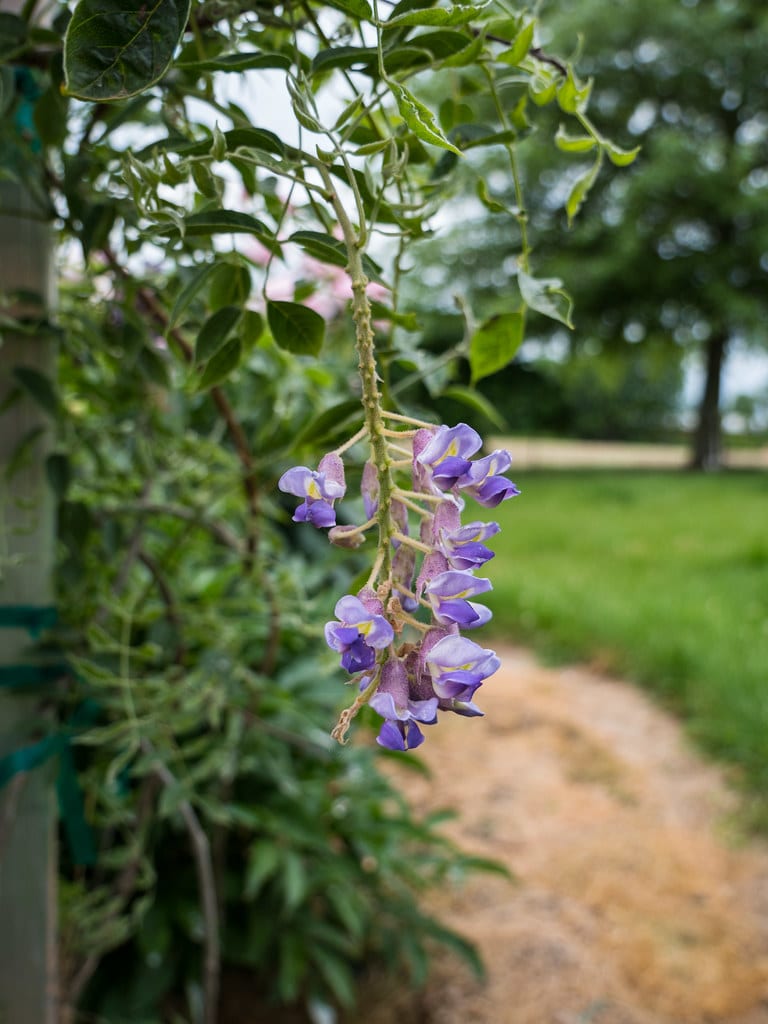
[366,647,768,1024]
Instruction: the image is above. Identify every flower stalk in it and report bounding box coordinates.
[279,168,522,750]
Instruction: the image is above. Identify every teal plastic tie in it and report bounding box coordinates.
[0,700,99,866]
[0,604,58,637]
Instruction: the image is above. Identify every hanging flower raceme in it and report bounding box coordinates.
[280,419,519,749]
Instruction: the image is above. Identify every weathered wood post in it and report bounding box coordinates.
[0,175,58,1023]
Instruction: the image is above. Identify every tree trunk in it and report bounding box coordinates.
[0,182,58,1024]
[690,331,728,471]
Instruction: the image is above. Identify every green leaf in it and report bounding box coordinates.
[0,13,27,60]
[137,344,171,387]
[196,338,242,390]
[441,30,486,69]
[6,427,46,480]
[312,45,377,76]
[46,453,72,500]
[63,0,192,101]
[518,270,574,328]
[557,67,592,115]
[293,400,363,448]
[390,82,461,155]
[469,312,525,384]
[475,179,508,214]
[169,263,220,328]
[324,0,372,17]
[208,262,251,310]
[0,66,15,117]
[290,230,347,269]
[156,209,271,238]
[33,86,69,147]
[565,154,603,225]
[310,949,356,1009]
[496,17,534,66]
[175,51,291,73]
[195,306,241,362]
[353,138,391,156]
[528,71,557,106]
[369,301,417,329]
[157,126,285,160]
[289,231,385,284]
[383,3,489,29]
[554,124,597,154]
[605,139,641,167]
[240,310,264,346]
[13,366,59,419]
[383,30,475,71]
[244,842,281,900]
[440,385,506,430]
[267,301,325,357]
[191,161,218,198]
[282,852,307,912]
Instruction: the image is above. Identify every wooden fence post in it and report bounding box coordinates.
[0,179,58,1023]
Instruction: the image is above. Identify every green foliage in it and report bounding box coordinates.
[486,470,768,813]
[1,0,627,1019]
[419,0,768,457]
[63,0,191,100]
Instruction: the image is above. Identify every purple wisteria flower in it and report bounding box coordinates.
[415,422,482,489]
[324,594,394,673]
[370,658,437,751]
[458,449,520,508]
[424,633,500,701]
[278,453,346,527]
[285,417,519,750]
[437,520,500,570]
[424,569,493,628]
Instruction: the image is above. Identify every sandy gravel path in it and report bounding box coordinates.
[365,647,768,1024]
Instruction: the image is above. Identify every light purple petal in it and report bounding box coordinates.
[461,601,493,629]
[430,599,484,627]
[463,449,512,485]
[425,570,492,600]
[370,691,408,721]
[451,521,501,544]
[334,595,370,623]
[466,476,520,508]
[432,676,483,700]
[426,634,500,679]
[278,466,315,497]
[324,623,361,651]
[408,697,439,723]
[416,423,482,468]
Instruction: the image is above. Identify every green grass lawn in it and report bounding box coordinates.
[483,470,768,816]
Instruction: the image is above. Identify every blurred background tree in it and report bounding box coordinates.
[407,0,768,466]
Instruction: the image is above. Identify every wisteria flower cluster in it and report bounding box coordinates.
[278,420,519,750]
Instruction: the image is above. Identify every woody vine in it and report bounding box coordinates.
[0,0,636,1019]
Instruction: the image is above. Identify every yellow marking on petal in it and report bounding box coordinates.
[434,440,458,466]
[307,480,322,498]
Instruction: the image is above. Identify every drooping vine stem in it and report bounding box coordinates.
[316,161,397,594]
